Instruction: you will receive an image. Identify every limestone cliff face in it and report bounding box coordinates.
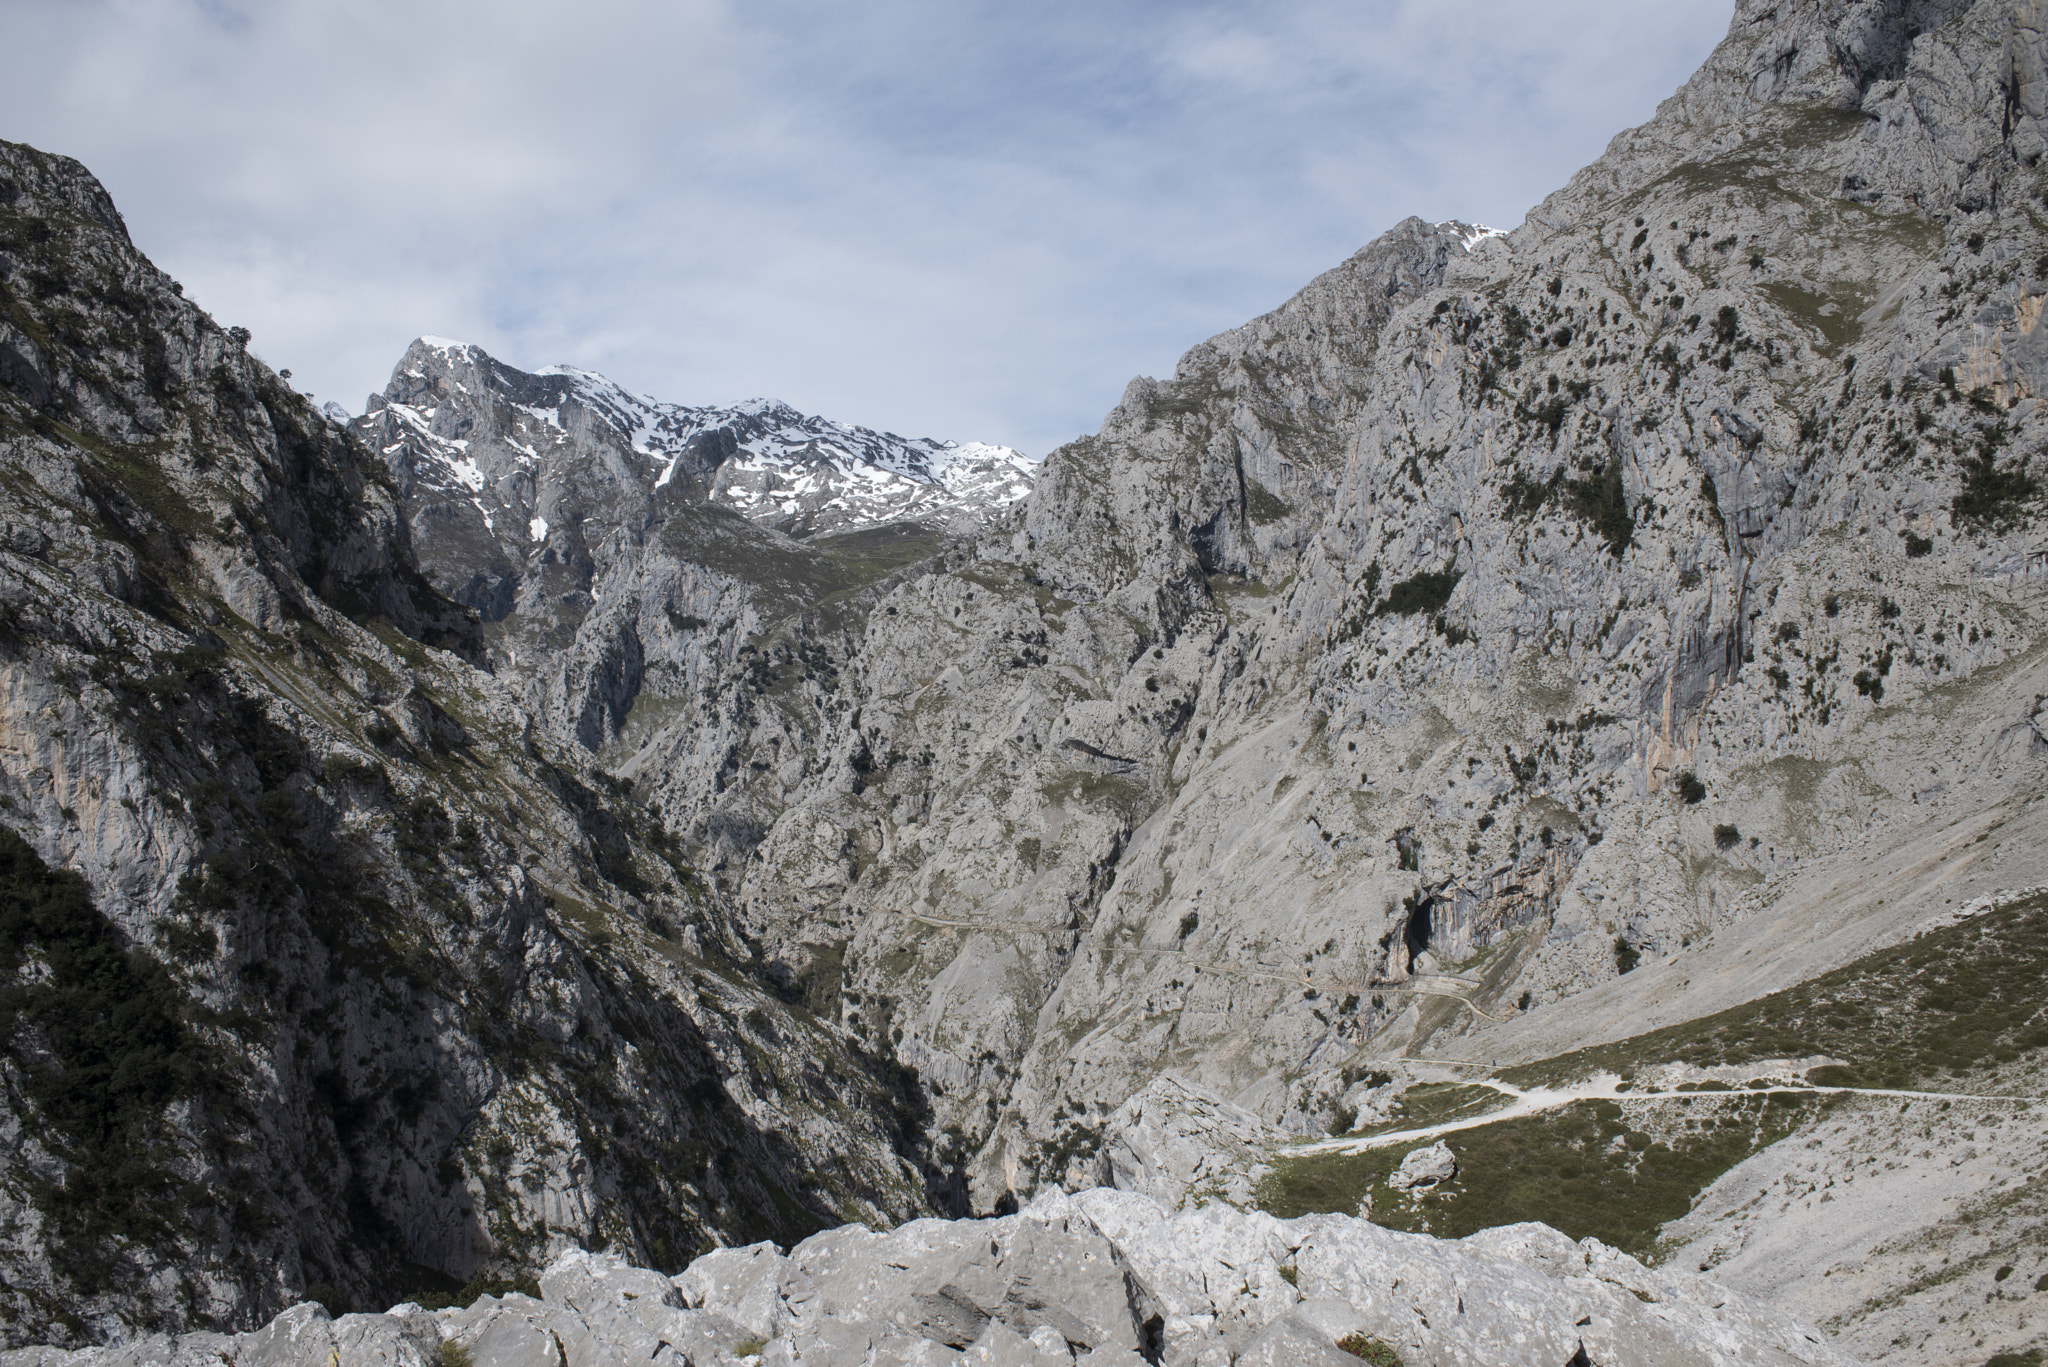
[424,0,2048,1215]
[0,139,933,1347]
[351,341,1034,869]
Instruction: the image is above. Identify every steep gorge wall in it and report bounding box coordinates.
[0,140,934,1347]
[547,0,2048,1213]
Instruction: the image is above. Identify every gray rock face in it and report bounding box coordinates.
[1093,1076,1283,1210]
[8,0,2048,1359]
[350,338,1036,867]
[0,1192,1859,1366]
[0,139,933,1346]
[469,0,2048,1239]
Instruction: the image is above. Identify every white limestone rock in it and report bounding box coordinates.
[2,1199,1859,1366]
[1387,1142,1458,1192]
[1093,1076,1284,1210]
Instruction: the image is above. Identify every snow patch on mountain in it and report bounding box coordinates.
[362,338,1035,541]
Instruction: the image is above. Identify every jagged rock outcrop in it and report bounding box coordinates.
[352,339,1034,859]
[1,1190,1860,1367]
[0,139,934,1347]
[1092,1076,1283,1210]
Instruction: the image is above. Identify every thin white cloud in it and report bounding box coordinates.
[1,0,1731,455]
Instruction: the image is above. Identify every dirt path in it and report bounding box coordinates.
[1300,1074,2042,1155]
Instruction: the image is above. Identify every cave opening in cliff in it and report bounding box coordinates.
[1403,895,1436,967]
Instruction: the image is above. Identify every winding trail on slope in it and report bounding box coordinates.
[1298,1074,2044,1156]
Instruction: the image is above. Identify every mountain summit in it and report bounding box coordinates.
[359,336,1032,548]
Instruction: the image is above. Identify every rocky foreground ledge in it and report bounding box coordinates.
[1,1188,1852,1367]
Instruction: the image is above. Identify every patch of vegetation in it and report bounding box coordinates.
[1562,458,1634,558]
[1951,447,2039,529]
[1614,936,1641,975]
[1904,531,1934,558]
[1500,467,1562,518]
[402,1267,542,1313]
[1257,1093,1828,1257]
[0,826,234,1292]
[1379,569,1462,617]
[1244,479,1291,525]
[813,521,945,586]
[1674,772,1707,804]
[1339,1082,1513,1139]
[1503,891,2048,1089]
[1337,1333,1404,1365]
[1761,281,1864,353]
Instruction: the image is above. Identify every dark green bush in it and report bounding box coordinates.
[0,826,224,1286]
[1380,569,1463,617]
[1563,459,1635,557]
[1952,448,2038,528]
[1674,772,1707,804]
[1615,936,1641,974]
[1714,824,1740,850]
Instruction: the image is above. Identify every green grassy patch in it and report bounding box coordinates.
[1379,569,1462,617]
[1338,1082,1514,1139]
[1258,1092,1830,1257]
[1244,479,1291,525]
[813,521,946,585]
[1337,1333,1403,1365]
[1500,892,2048,1090]
[1761,281,1865,353]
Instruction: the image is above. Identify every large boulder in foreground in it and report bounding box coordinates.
[0,1189,1856,1366]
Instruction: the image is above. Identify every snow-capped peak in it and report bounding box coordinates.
[360,342,1036,542]
[1441,221,1507,251]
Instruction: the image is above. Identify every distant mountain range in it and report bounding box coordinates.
[355,337,1033,555]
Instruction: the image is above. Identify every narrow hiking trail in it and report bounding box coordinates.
[1299,1074,2045,1156]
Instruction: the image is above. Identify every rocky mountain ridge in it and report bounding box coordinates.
[0,138,939,1346]
[1,1189,1859,1367]
[362,338,1033,544]
[373,1,2048,1356]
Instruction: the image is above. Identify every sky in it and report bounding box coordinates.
[2,1,1731,458]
